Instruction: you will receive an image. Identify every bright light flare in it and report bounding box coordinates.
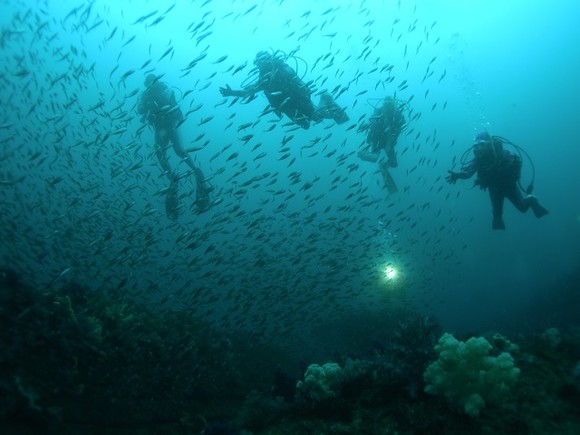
[384,264,398,280]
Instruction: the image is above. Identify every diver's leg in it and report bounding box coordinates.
[529,196,549,218]
[506,184,530,213]
[505,184,548,217]
[171,131,207,189]
[489,188,506,230]
[170,129,211,212]
[358,139,380,162]
[291,106,311,129]
[155,129,180,219]
[358,150,379,163]
[155,129,176,181]
[316,92,349,124]
[170,129,198,174]
[386,144,398,168]
[508,185,549,218]
[282,98,311,129]
[379,160,398,194]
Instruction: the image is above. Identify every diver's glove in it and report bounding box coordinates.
[219,85,235,97]
[445,170,460,184]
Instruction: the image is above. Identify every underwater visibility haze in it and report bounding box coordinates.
[1,0,579,433]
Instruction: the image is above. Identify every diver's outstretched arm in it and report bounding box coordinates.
[220,83,260,98]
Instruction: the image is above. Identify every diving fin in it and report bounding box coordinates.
[379,161,398,194]
[319,92,349,124]
[195,182,211,214]
[165,180,180,220]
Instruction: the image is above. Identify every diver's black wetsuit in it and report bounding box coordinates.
[220,52,348,129]
[138,79,210,214]
[364,98,406,168]
[451,138,548,230]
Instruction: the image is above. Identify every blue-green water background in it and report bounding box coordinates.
[1,0,579,349]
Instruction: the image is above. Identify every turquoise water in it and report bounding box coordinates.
[2,1,580,432]
[1,0,579,378]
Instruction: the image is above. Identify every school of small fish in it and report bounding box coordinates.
[0,0,470,344]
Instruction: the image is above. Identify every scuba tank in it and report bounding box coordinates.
[493,136,536,194]
[459,135,536,194]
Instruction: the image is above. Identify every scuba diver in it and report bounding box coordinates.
[358,97,407,194]
[219,50,349,129]
[138,74,211,218]
[446,130,549,230]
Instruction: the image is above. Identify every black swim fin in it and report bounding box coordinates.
[379,161,398,194]
[165,181,179,220]
[319,92,349,124]
[195,182,211,213]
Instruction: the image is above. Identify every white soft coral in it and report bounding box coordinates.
[423,333,520,417]
[296,362,344,401]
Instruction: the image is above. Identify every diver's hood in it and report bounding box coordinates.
[254,51,271,65]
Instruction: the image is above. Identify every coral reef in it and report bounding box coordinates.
[423,333,520,417]
[2,267,580,434]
